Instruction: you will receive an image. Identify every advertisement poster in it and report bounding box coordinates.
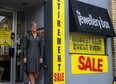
[72,54,108,74]
[0,29,12,46]
[53,0,65,84]
[70,33,105,55]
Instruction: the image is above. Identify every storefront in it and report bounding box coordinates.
[67,0,115,84]
[0,0,45,84]
[0,0,115,84]
[44,0,115,84]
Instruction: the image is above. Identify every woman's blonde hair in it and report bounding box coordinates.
[30,22,38,28]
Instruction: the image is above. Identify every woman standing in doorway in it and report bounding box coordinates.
[23,22,43,84]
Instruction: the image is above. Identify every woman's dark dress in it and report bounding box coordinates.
[23,32,43,72]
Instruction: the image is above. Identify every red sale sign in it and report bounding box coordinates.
[71,54,108,74]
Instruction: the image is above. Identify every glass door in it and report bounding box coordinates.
[0,10,14,83]
[16,11,25,83]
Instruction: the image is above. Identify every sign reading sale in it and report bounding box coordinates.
[72,54,108,74]
[70,33,105,55]
[53,0,65,83]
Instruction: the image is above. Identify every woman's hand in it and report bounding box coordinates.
[23,57,27,63]
[39,58,43,64]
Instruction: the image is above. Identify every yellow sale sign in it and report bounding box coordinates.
[114,81,116,84]
[70,33,105,54]
[53,0,65,84]
[72,54,108,74]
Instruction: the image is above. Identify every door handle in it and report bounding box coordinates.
[9,48,14,57]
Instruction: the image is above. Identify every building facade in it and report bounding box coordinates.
[0,0,115,84]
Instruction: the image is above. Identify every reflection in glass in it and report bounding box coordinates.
[0,11,12,82]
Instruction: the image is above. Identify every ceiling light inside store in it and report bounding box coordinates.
[22,3,28,6]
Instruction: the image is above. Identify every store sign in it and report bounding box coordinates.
[72,54,108,74]
[70,33,105,54]
[114,81,116,84]
[76,10,110,30]
[0,29,12,46]
[53,0,65,84]
[69,0,115,37]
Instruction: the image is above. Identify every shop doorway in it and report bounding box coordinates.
[0,9,16,84]
[0,0,45,84]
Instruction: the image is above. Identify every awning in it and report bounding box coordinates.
[69,0,115,37]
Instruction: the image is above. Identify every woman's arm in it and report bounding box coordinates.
[40,36,43,58]
[39,36,44,64]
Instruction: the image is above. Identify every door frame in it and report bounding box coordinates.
[0,8,17,84]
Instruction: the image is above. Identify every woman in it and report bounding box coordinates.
[23,22,43,84]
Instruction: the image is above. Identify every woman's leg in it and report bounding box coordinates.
[29,72,35,84]
[34,72,40,80]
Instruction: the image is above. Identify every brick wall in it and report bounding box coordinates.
[109,0,116,77]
